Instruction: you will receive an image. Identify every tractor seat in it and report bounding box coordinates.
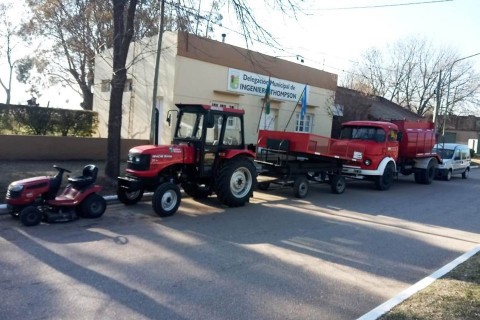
[68,164,98,189]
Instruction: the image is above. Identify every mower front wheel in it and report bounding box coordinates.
[79,194,107,219]
[20,206,42,227]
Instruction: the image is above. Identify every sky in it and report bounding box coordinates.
[213,0,480,80]
[1,0,479,109]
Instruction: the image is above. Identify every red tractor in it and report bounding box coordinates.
[6,164,107,226]
[117,104,257,217]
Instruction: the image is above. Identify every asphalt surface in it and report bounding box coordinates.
[1,170,479,320]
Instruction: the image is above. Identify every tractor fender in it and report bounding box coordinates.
[220,149,255,160]
[414,157,438,169]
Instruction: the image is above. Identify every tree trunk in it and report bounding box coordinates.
[105,0,138,180]
[80,85,93,111]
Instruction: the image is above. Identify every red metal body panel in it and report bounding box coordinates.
[220,149,256,159]
[391,120,437,159]
[50,185,103,206]
[257,130,356,161]
[6,176,51,206]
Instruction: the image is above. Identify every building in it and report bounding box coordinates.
[331,86,424,138]
[93,31,338,145]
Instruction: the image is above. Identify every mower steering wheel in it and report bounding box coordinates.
[53,165,71,173]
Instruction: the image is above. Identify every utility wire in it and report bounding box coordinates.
[305,0,453,11]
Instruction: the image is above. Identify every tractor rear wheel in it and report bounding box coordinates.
[215,158,256,207]
[20,206,42,227]
[152,182,181,217]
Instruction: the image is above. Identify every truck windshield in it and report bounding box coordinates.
[340,126,386,142]
[176,112,204,139]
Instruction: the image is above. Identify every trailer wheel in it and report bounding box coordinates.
[181,182,211,199]
[215,158,256,207]
[293,176,309,198]
[152,182,181,217]
[80,194,107,219]
[375,162,395,191]
[330,175,346,194]
[257,182,270,191]
[19,206,42,227]
[117,188,144,205]
[462,168,469,179]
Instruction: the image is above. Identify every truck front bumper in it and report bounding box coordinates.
[118,176,143,191]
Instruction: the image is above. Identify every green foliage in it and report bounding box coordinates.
[470,148,476,157]
[0,104,98,137]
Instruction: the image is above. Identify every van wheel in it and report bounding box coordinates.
[462,168,469,179]
[445,169,452,181]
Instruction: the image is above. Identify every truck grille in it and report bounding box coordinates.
[127,153,151,171]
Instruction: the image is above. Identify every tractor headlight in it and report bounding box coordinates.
[364,159,372,166]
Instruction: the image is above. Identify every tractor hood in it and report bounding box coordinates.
[126,144,195,174]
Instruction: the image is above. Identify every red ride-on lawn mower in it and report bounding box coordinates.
[5,164,107,227]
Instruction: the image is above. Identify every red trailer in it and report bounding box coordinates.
[255,130,357,197]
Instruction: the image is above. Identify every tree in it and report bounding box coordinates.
[104,0,304,179]
[23,0,160,110]
[0,2,27,104]
[342,37,480,116]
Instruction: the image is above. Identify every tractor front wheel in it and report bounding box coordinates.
[215,158,256,207]
[117,188,144,205]
[152,182,181,217]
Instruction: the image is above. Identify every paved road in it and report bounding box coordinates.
[1,170,479,320]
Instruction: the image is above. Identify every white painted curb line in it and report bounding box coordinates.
[357,244,480,320]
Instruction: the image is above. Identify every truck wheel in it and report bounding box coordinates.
[462,168,469,179]
[445,169,452,181]
[181,182,211,199]
[330,175,346,194]
[375,162,395,191]
[117,188,144,205]
[415,159,436,184]
[20,206,42,227]
[293,176,309,198]
[215,158,256,207]
[152,182,181,217]
[80,194,107,219]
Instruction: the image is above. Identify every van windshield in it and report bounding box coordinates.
[433,148,454,159]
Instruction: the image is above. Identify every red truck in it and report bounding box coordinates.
[331,120,441,190]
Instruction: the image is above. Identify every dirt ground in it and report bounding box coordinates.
[0,160,127,203]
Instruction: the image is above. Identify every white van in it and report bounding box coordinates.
[433,143,471,180]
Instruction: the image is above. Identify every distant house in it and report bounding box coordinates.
[331,87,424,138]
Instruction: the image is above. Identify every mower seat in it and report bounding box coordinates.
[68,164,98,189]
